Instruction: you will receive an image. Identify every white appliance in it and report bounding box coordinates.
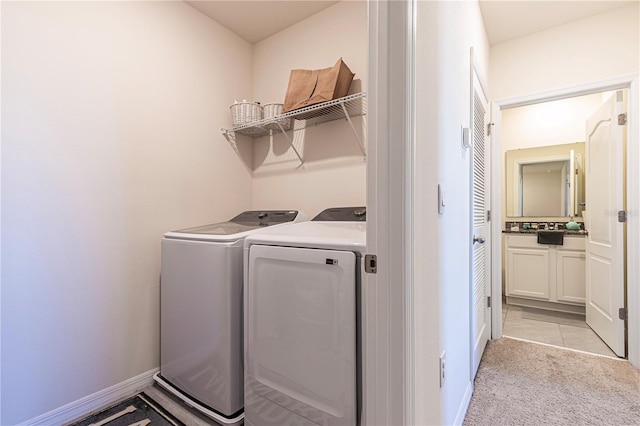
[154,210,306,425]
[244,207,366,426]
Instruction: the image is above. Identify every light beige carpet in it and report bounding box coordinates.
[464,337,640,426]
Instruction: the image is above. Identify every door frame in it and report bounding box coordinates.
[490,74,640,368]
[366,0,415,424]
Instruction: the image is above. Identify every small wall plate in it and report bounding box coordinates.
[462,127,471,150]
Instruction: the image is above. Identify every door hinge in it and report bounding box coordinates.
[619,307,628,321]
[618,210,627,223]
[618,113,627,125]
[487,122,493,136]
[487,296,491,308]
[487,210,491,222]
[365,254,377,274]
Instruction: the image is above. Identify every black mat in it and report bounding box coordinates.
[71,393,185,426]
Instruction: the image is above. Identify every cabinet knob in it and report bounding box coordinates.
[473,235,486,244]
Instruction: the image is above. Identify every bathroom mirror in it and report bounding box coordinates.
[505,142,585,218]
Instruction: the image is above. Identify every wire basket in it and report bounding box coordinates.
[263,103,292,131]
[230,102,263,127]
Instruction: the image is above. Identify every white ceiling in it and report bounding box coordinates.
[187,0,636,45]
[186,1,339,44]
[479,0,636,44]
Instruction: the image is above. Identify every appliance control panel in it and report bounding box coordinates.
[231,210,300,226]
[313,207,366,222]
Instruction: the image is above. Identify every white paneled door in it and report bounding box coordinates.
[585,91,626,358]
[471,67,491,378]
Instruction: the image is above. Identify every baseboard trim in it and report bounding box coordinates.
[18,368,158,426]
[453,380,474,426]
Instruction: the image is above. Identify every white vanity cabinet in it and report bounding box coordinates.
[505,233,586,313]
[506,235,551,300]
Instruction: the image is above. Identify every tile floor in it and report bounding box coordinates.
[501,303,619,358]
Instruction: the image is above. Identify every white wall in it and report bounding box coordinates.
[1,2,252,424]
[491,3,640,100]
[490,1,640,368]
[414,1,490,424]
[493,3,639,232]
[501,94,602,221]
[249,1,367,218]
[501,93,605,151]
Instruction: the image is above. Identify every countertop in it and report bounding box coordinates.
[502,229,587,237]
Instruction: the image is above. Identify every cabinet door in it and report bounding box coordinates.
[506,247,550,300]
[556,249,586,304]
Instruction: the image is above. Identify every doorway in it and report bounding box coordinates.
[502,90,622,357]
[490,76,640,368]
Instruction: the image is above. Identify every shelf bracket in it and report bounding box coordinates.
[222,131,240,158]
[221,130,253,174]
[274,123,304,167]
[340,102,366,160]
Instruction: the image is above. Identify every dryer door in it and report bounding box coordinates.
[246,245,357,426]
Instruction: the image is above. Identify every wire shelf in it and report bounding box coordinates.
[221,92,366,138]
[221,92,366,169]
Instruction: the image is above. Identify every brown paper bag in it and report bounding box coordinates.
[282,58,355,113]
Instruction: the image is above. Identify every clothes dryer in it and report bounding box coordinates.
[244,207,366,426]
[154,210,306,425]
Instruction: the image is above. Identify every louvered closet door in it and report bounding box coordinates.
[471,69,491,378]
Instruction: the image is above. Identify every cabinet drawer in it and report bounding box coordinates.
[504,234,539,249]
[560,236,586,251]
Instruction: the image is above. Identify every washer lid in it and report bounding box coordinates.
[174,221,260,236]
[166,210,301,239]
[313,206,366,222]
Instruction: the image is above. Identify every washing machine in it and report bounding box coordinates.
[243,207,366,426]
[153,210,306,425]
